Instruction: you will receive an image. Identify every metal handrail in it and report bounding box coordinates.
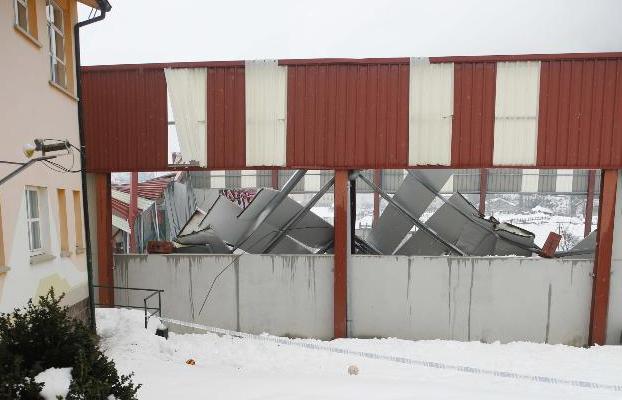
[93,285,163,328]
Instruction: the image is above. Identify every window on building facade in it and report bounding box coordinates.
[14,0,39,39]
[57,189,69,256]
[72,190,84,252]
[26,187,50,257]
[46,0,66,88]
[26,188,43,255]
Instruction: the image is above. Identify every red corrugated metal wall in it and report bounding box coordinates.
[82,68,168,172]
[285,62,409,168]
[207,66,246,169]
[537,59,622,168]
[451,62,497,167]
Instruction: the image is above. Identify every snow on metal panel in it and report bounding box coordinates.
[81,69,168,172]
[408,58,453,166]
[245,60,287,166]
[451,62,497,167]
[207,66,246,169]
[493,62,540,166]
[537,59,622,168]
[286,62,409,168]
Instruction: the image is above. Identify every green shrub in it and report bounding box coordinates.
[0,289,140,400]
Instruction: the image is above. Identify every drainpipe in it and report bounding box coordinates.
[74,1,111,331]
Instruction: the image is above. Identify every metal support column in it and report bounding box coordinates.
[271,169,279,190]
[95,173,114,306]
[129,171,138,253]
[589,169,618,345]
[584,170,596,237]
[373,169,381,225]
[350,172,356,253]
[479,168,488,215]
[333,170,349,338]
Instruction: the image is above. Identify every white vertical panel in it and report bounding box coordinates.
[493,61,540,166]
[305,170,321,192]
[211,170,226,189]
[556,169,574,192]
[245,60,287,166]
[241,170,257,188]
[521,169,539,192]
[408,58,453,166]
[165,68,207,166]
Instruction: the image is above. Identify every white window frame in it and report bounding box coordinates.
[46,0,66,88]
[14,0,29,32]
[26,188,44,256]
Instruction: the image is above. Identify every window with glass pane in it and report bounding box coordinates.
[47,1,66,87]
[26,189,42,254]
[15,0,29,32]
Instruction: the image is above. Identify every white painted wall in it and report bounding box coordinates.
[606,170,622,344]
[115,254,594,345]
[0,0,87,313]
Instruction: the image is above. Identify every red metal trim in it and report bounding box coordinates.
[430,52,622,63]
[279,57,409,66]
[451,63,496,167]
[96,173,114,306]
[589,169,618,345]
[271,170,279,189]
[585,170,596,237]
[479,168,488,214]
[333,170,349,339]
[81,60,245,72]
[206,66,246,168]
[286,63,409,168]
[536,59,622,168]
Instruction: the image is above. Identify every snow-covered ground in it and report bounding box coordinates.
[98,308,622,399]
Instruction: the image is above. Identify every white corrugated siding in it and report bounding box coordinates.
[241,170,258,188]
[165,68,208,166]
[408,58,454,166]
[245,60,287,166]
[521,169,540,192]
[304,170,321,192]
[556,169,574,192]
[493,61,540,166]
[210,170,226,188]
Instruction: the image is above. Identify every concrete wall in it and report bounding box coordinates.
[114,253,594,345]
[606,171,622,344]
[0,0,88,313]
[349,256,592,346]
[113,254,334,339]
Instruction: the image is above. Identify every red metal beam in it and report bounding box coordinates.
[271,169,279,190]
[128,172,138,253]
[373,170,382,225]
[589,169,618,345]
[95,173,114,306]
[584,170,596,237]
[430,52,622,63]
[333,170,349,338]
[479,169,489,214]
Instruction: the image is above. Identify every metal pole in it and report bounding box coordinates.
[589,169,618,345]
[349,172,356,253]
[584,170,596,237]
[357,172,466,256]
[263,177,335,253]
[0,156,57,186]
[373,169,382,225]
[479,168,488,215]
[333,170,349,338]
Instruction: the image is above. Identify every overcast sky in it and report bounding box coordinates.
[79,0,622,66]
